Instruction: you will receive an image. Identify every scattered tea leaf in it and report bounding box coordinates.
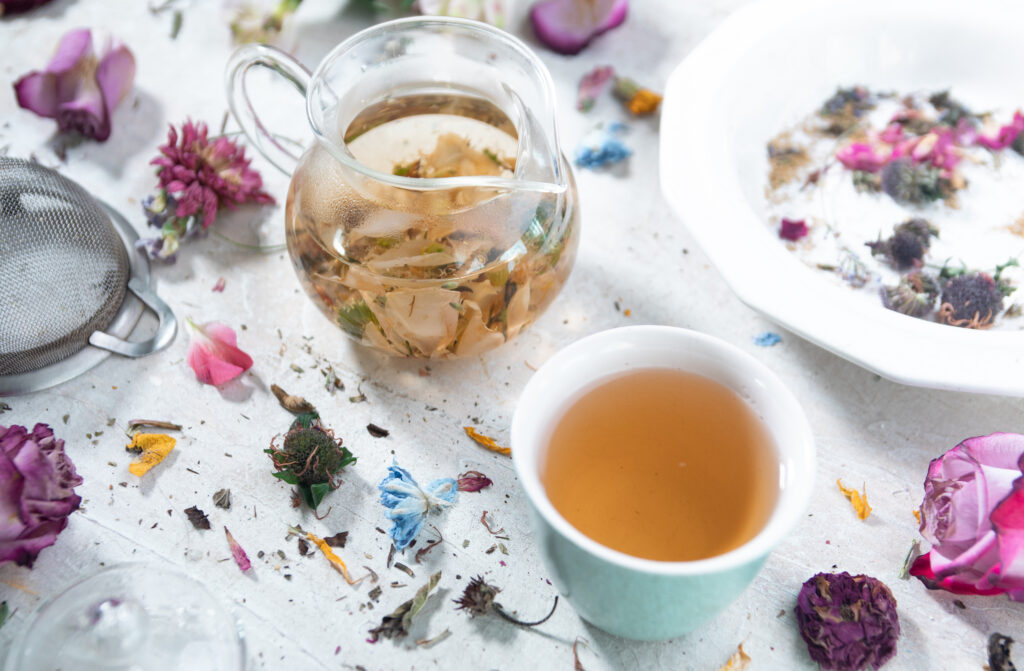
[271,384,316,414]
[394,562,414,578]
[213,488,231,509]
[324,531,348,548]
[387,543,396,569]
[184,506,210,530]
[367,423,390,438]
[364,565,379,584]
[989,633,1017,671]
[368,571,441,642]
[0,601,8,630]
[837,479,872,520]
[297,537,311,556]
[463,427,510,456]
[126,433,176,477]
[416,628,451,647]
[717,643,752,671]
[368,585,383,601]
[290,364,304,374]
[224,526,251,572]
[899,539,922,580]
[0,403,10,415]
[127,419,182,432]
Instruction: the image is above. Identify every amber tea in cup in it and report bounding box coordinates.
[542,368,779,562]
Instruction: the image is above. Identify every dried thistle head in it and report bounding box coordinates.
[454,576,501,617]
[268,423,351,487]
[938,272,1005,328]
[881,271,939,318]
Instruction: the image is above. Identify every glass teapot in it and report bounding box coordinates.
[226,17,579,359]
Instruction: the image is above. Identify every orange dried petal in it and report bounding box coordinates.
[308,531,362,585]
[627,89,663,116]
[717,643,752,671]
[463,427,511,456]
[127,433,176,477]
[837,479,872,520]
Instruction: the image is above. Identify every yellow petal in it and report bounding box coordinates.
[127,433,176,477]
[717,643,752,671]
[837,479,872,520]
[308,532,362,585]
[463,427,510,456]
[913,508,921,524]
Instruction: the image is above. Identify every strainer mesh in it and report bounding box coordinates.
[0,158,129,375]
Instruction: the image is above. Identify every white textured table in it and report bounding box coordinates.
[1,1,1022,669]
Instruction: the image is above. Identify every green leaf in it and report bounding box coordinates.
[289,411,320,430]
[338,446,357,469]
[307,482,331,509]
[402,571,442,631]
[272,470,300,485]
[337,301,378,339]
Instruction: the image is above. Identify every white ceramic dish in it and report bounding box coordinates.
[660,0,1024,396]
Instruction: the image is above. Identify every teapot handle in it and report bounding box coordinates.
[225,44,312,176]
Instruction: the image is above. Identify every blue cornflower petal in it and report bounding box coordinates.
[753,331,782,347]
[378,463,457,551]
[574,122,632,170]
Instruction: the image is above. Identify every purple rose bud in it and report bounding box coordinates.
[13,28,135,142]
[0,424,83,568]
[796,572,900,671]
[0,0,53,14]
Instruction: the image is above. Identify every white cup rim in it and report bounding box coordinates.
[511,325,816,576]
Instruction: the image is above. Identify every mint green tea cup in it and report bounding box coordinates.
[510,326,815,640]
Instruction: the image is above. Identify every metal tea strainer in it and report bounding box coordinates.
[0,157,176,395]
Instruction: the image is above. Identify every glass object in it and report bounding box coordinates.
[3,564,245,671]
[226,17,580,358]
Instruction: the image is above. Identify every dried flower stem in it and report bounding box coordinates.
[128,419,182,431]
[493,596,559,627]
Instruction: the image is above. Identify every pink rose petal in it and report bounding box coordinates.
[976,111,1024,150]
[224,526,251,572]
[836,142,888,173]
[577,65,614,111]
[186,320,253,386]
[779,218,808,241]
[530,0,628,55]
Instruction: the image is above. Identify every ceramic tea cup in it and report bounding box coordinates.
[510,325,815,640]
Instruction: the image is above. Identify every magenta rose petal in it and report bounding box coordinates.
[94,39,136,139]
[225,526,252,572]
[13,28,93,118]
[186,320,254,386]
[990,457,1024,591]
[577,65,615,111]
[530,0,628,55]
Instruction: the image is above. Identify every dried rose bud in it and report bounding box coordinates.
[779,218,809,242]
[867,219,937,270]
[795,572,900,671]
[454,575,500,617]
[457,470,493,492]
[937,272,1005,328]
[880,271,939,318]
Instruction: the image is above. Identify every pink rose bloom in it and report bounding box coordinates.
[13,28,135,142]
[836,142,888,173]
[0,424,82,568]
[879,122,904,144]
[910,433,1024,600]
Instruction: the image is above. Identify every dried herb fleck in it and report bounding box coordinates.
[989,633,1017,671]
[368,571,441,643]
[0,602,9,631]
[414,526,443,563]
[213,488,231,509]
[366,423,389,438]
[184,506,211,530]
[271,384,316,414]
[324,531,348,548]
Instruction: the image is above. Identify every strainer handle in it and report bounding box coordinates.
[225,43,312,176]
[89,278,177,357]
